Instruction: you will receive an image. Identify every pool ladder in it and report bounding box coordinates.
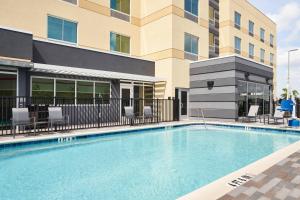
[198,108,207,129]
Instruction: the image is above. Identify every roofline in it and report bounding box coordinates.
[191,54,273,69]
[244,0,277,26]
[0,26,33,35]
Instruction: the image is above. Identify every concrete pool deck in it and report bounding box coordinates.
[1,120,300,200]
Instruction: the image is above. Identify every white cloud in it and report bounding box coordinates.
[266,2,300,97]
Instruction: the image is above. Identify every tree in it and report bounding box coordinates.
[280,88,299,99]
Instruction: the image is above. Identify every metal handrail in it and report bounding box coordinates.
[198,108,207,129]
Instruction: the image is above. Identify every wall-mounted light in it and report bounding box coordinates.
[207,81,214,90]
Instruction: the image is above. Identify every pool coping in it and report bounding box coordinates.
[1,121,300,200]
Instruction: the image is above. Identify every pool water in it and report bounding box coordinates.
[1,125,300,200]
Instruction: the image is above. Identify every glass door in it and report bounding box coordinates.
[120,84,133,116]
[179,89,189,120]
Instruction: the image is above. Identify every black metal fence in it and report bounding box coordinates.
[0,97,179,136]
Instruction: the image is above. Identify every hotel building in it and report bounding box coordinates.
[0,0,276,120]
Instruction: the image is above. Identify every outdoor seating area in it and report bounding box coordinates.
[0,96,179,137]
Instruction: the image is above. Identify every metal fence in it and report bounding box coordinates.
[0,97,179,136]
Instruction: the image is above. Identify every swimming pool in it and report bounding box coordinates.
[1,125,300,200]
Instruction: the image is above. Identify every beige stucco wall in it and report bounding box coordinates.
[0,0,277,98]
[219,0,277,94]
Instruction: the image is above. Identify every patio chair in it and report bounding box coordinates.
[143,106,158,123]
[242,105,259,122]
[268,107,285,125]
[48,107,69,129]
[12,108,36,138]
[124,106,138,126]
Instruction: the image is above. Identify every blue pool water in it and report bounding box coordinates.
[1,125,300,200]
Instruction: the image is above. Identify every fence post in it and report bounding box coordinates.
[156,98,159,123]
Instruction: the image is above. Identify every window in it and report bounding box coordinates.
[234,11,241,29]
[234,37,241,54]
[185,0,198,16]
[209,6,216,25]
[110,32,130,54]
[270,34,274,47]
[270,53,274,66]
[62,0,77,5]
[0,73,16,96]
[56,80,75,104]
[48,16,77,44]
[260,28,265,42]
[260,49,265,63]
[77,81,94,104]
[184,33,198,55]
[249,43,254,59]
[110,0,130,15]
[249,20,254,36]
[32,78,54,98]
[95,82,110,104]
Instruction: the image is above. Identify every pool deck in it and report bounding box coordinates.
[218,150,300,200]
[1,120,300,200]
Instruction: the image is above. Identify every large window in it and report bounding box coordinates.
[185,0,198,16]
[56,80,75,104]
[31,78,111,104]
[260,28,265,42]
[95,82,110,104]
[184,33,198,55]
[234,11,241,29]
[248,20,254,36]
[77,81,94,104]
[0,73,16,96]
[260,48,265,63]
[110,32,130,54]
[111,0,130,15]
[238,80,271,117]
[249,43,254,59]
[48,16,77,44]
[234,36,241,54]
[32,78,54,98]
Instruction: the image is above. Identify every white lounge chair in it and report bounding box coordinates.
[268,107,285,124]
[242,105,259,122]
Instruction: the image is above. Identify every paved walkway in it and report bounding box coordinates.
[218,150,300,200]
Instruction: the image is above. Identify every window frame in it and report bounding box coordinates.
[184,33,199,56]
[47,15,78,45]
[260,28,265,42]
[249,43,254,59]
[30,76,112,105]
[234,11,241,29]
[110,32,131,55]
[270,53,274,66]
[60,0,78,6]
[234,36,241,54]
[260,48,265,63]
[110,0,131,16]
[270,34,274,47]
[184,0,199,17]
[248,20,254,36]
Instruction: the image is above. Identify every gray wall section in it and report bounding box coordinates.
[0,28,33,60]
[33,40,155,76]
[190,56,273,120]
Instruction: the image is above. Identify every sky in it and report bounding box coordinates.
[249,0,300,98]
